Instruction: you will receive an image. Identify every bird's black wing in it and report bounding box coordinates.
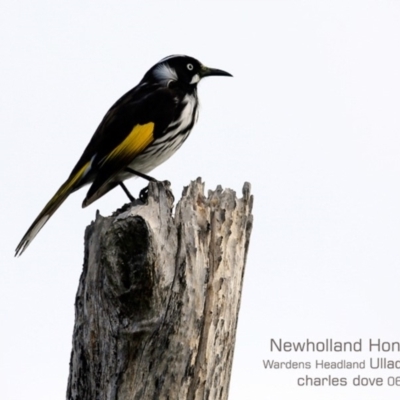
[70,84,177,178]
[68,84,180,205]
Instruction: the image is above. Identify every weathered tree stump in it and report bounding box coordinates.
[67,178,253,400]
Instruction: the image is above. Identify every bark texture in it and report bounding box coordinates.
[67,178,253,400]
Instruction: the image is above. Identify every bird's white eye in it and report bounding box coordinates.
[187,63,194,71]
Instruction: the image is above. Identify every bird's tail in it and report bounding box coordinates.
[15,162,90,256]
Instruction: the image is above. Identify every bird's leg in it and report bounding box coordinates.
[124,167,158,182]
[124,168,168,203]
[124,167,159,203]
[119,182,136,202]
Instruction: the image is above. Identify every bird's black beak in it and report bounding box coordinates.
[200,65,233,78]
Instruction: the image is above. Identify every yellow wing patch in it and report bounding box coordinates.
[106,122,154,163]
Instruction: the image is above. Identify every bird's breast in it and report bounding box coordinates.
[125,93,199,175]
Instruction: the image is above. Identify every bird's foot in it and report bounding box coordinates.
[139,186,149,203]
[138,180,174,205]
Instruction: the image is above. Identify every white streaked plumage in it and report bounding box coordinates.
[152,63,178,83]
[122,93,199,177]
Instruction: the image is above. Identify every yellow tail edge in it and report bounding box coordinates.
[15,162,90,256]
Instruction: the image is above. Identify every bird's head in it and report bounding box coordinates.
[143,55,232,88]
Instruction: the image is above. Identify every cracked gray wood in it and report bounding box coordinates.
[67,178,253,400]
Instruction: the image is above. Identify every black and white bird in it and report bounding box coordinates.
[15,55,232,256]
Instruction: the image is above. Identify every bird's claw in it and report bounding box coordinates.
[139,187,149,203]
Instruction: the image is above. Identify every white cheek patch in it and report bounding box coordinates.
[190,74,200,84]
[153,63,178,82]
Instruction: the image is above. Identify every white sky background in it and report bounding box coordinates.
[1,1,400,399]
